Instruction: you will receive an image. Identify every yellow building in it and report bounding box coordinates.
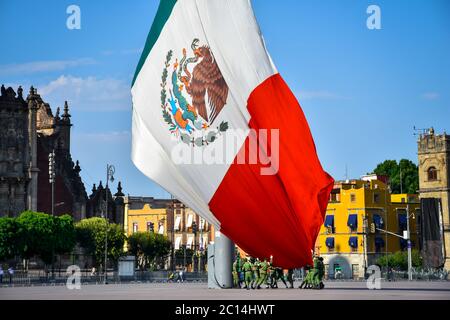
[316,174,420,279]
[124,197,214,270]
[124,197,170,236]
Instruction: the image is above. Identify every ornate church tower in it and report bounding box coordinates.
[27,87,39,211]
[418,128,450,270]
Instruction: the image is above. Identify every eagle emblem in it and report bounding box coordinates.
[160,39,229,146]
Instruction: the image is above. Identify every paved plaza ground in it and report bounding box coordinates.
[0,281,449,300]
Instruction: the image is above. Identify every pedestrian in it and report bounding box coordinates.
[179,268,185,282]
[0,266,3,284]
[7,266,14,284]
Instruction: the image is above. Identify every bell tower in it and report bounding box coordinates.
[418,127,450,270]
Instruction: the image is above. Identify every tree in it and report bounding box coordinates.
[128,232,171,270]
[0,217,22,261]
[75,217,126,267]
[373,159,419,194]
[16,211,76,266]
[17,211,56,264]
[377,250,423,270]
[54,214,76,255]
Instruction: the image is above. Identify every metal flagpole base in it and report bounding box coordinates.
[208,231,234,289]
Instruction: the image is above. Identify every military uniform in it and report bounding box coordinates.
[285,269,294,288]
[251,259,260,289]
[299,266,312,289]
[316,257,325,289]
[242,259,253,290]
[256,259,269,289]
[232,261,239,288]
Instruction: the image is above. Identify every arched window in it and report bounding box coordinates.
[427,167,438,181]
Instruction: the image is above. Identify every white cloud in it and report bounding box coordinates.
[0,58,95,76]
[38,75,131,112]
[421,92,440,100]
[297,90,348,100]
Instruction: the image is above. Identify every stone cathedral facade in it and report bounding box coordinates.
[0,84,88,220]
[418,128,450,270]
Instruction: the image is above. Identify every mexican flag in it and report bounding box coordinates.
[131,0,334,268]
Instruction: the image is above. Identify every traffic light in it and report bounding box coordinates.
[192,221,197,234]
[370,223,376,234]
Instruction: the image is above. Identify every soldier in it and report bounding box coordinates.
[256,258,269,289]
[285,269,294,289]
[298,265,311,289]
[242,257,253,290]
[271,267,288,288]
[232,260,239,288]
[236,254,244,288]
[267,257,276,288]
[251,258,260,289]
[316,256,325,289]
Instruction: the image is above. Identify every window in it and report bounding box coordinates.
[347,214,358,232]
[427,167,438,181]
[199,218,205,231]
[175,236,182,250]
[373,193,380,203]
[373,214,384,230]
[174,216,181,231]
[186,235,194,249]
[132,223,138,233]
[326,237,335,252]
[147,221,154,232]
[186,214,194,228]
[349,236,358,251]
[375,237,385,252]
[324,215,335,233]
[350,194,356,202]
[158,223,164,235]
[200,235,208,250]
[352,265,360,279]
[398,212,407,232]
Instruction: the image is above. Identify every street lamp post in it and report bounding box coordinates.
[406,205,413,281]
[48,150,56,216]
[48,150,56,279]
[104,164,115,285]
[171,196,175,272]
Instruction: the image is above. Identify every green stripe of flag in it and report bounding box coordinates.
[132,0,177,87]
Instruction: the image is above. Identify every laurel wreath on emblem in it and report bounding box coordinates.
[160,40,229,147]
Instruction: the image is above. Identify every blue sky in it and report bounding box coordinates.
[1,0,449,198]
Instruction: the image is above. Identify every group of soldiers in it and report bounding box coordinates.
[232,254,325,290]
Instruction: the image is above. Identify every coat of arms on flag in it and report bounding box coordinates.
[160,38,229,147]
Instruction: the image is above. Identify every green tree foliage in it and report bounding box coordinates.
[0,217,23,261]
[377,250,423,270]
[54,214,76,255]
[13,211,76,265]
[128,232,171,270]
[373,159,419,194]
[75,217,126,267]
